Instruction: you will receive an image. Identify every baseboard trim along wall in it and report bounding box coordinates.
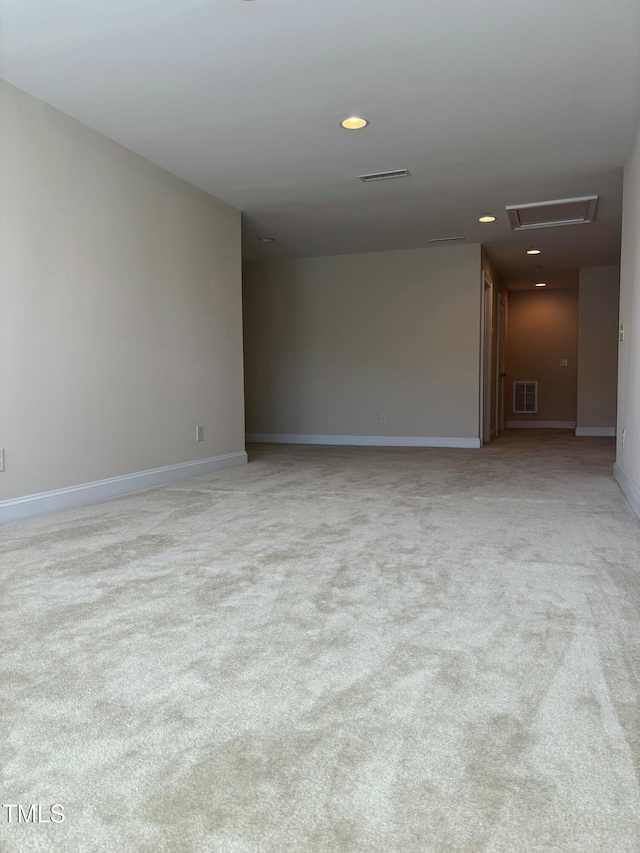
[246,434,481,449]
[506,421,577,429]
[0,452,248,524]
[613,463,640,521]
[575,427,617,437]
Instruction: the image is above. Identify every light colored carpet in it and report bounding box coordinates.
[2,431,640,852]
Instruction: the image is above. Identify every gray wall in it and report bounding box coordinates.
[615,115,640,518]
[0,81,245,501]
[243,244,482,443]
[577,266,620,432]
[506,288,579,425]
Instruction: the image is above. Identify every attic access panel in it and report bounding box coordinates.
[506,196,598,230]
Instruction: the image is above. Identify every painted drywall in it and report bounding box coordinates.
[577,267,620,431]
[243,244,482,443]
[615,115,640,518]
[506,288,579,425]
[0,81,245,502]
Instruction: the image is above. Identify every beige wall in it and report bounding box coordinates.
[615,114,640,517]
[506,288,579,425]
[0,81,245,501]
[243,244,482,442]
[577,266,620,431]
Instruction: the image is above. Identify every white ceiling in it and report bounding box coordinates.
[1,0,640,284]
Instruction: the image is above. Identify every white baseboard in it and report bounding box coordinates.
[575,427,616,437]
[0,451,248,525]
[613,463,640,521]
[246,434,481,449]
[507,421,577,429]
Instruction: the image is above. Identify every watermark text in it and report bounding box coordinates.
[2,804,65,824]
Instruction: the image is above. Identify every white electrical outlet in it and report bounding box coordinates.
[0,448,4,472]
[620,324,625,342]
[622,429,626,448]
[379,413,387,425]
[196,426,203,442]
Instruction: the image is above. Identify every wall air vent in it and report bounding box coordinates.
[429,236,465,244]
[513,381,538,414]
[358,169,410,183]
[506,196,598,231]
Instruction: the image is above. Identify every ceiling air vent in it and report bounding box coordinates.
[358,169,410,183]
[429,236,465,245]
[506,196,598,231]
[513,381,538,414]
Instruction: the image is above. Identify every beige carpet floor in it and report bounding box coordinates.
[2,431,640,852]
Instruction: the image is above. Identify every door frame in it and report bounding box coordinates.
[480,272,494,445]
[496,294,506,435]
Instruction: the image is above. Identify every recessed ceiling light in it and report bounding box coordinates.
[535,282,546,287]
[527,248,542,255]
[258,237,275,243]
[340,116,369,130]
[478,215,496,223]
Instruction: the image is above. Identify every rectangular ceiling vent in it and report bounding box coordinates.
[506,196,598,231]
[429,236,465,244]
[358,169,410,183]
[513,381,538,414]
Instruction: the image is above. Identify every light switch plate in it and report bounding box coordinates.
[559,359,568,367]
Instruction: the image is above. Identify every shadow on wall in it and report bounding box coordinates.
[506,287,579,429]
[504,268,620,437]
